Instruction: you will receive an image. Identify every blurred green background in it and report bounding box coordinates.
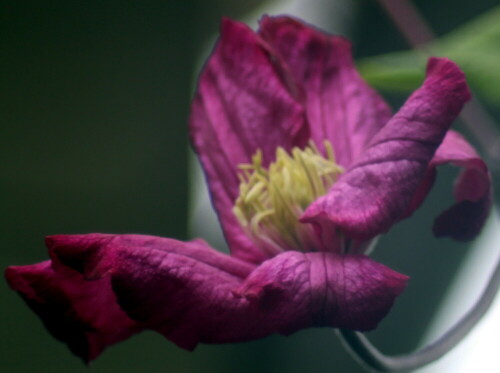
[1,1,498,372]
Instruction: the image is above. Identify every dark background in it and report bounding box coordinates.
[1,1,498,372]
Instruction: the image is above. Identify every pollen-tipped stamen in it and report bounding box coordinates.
[233,140,343,254]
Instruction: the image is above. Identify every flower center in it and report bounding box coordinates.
[233,140,343,255]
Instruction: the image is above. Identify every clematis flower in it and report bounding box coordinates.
[5,16,491,363]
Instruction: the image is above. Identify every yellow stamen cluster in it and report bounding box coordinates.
[233,140,343,254]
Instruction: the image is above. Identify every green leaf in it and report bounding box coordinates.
[357,52,426,93]
[357,6,500,106]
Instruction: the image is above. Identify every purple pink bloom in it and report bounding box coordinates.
[5,16,491,363]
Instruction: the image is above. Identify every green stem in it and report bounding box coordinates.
[338,256,500,372]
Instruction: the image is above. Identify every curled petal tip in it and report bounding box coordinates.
[5,261,141,363]
[433,195,492,241]
[426,57,471,102]
[429,131,492,241]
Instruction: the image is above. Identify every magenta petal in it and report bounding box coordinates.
[237,251,408,331]
[190,18,307,263]
[302,57,471,240]
[5,260,141,363]
[45,234,406,351]
[48,233,262,350]
[431,130,492,240]
[258,15,392,167]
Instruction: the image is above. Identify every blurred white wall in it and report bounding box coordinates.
[415,210,499,373]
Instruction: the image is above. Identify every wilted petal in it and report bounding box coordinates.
[259,15,392,167]
[237,251,408,332]
[45,234,406,351]
[431,130,492,240]
[5,259,141,363]
[48,234,268,350]
[190,18,307,263]
[302,57,471,240]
